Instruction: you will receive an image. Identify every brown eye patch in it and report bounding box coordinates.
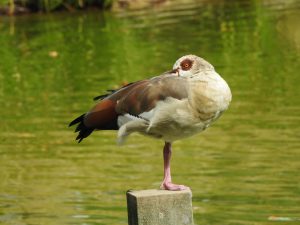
[180,59,193,71]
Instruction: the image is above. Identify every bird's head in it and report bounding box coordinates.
[171,55,214,78]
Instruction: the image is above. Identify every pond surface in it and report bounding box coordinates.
[1,0,300,224]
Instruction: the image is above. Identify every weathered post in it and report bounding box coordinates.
[126,189,193,225]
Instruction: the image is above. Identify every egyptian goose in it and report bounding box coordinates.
[69,55,232,191]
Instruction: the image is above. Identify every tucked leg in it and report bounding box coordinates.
[160,142,189,191]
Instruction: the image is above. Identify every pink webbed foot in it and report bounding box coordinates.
[160,182,189,191]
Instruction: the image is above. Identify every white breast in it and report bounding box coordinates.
[188,71,232,116]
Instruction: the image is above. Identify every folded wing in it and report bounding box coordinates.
[69,73,189,142]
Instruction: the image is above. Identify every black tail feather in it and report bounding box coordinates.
[93,94,109,101]
[69,114,94,143]
[93,82,135,101]
[69,114,85,127]
[93,89,115,101]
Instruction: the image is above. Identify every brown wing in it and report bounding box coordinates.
[69,73,189,142]
[113,73,189,116]
[82,80,149,128]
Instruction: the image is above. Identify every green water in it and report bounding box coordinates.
[1,1,300,224]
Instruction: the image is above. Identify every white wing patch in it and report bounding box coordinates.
[117,114,141,127]
[117,110,155,128]
[117,114,149,145]
[139,110,154,121]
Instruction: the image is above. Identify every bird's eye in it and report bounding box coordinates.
[180,59,193,71]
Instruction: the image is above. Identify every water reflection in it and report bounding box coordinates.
[0,1,300,224]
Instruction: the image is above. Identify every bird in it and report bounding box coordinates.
[69,55,232,191]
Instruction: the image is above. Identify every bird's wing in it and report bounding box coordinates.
[81,73,189,129]
[82,80,147,128]
[113,73,189,116]
[69,72,189,142]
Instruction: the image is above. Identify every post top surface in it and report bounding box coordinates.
[127,189,192,198]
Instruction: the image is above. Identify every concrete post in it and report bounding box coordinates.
[126,189,193,225]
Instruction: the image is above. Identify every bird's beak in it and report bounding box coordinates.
[169,67,180,76]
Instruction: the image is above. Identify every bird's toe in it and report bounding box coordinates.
[160,182,190,191]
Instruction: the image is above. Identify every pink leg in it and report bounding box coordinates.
[160,142,189,191]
